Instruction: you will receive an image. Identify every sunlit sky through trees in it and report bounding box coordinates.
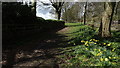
[18,0,119,19]
[18,0,80,20]
[36,0,56,19]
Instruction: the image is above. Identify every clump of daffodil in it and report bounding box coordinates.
[85,44,89,46]
[112,62,116,65]
[105,58,109,61]
[107,43,111,46]
[91,39,99,42]
[100,58,104,61]
[90,39,93,41]
[109,56,112,59]
[89,42,94,44]
[112,48,115,51]
[113,57,116,59]
[98,49,101,51]
[96,40,99,42]
[81,40,85,43]
[96,51,102,56]
[103,43,106,45]
[92,39,96,41]
[94,43,97,44]
[94,40,99,42]
[85,41,89,45]
[104,49,106,51]
[100,58,109,61]
[96,53,101,56]
[85,48,88,50]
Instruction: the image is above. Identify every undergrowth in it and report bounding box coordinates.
[58,23,120,67]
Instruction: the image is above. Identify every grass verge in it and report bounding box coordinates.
[57,23,120,67]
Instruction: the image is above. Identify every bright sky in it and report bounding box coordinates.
[36,0,82,20]
[36,0,78,19]
[39,0,50,2]
[36,0,56,19]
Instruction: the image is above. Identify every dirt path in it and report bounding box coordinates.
[2,27,70,68]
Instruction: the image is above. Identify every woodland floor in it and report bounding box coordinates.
[2,23,120,68]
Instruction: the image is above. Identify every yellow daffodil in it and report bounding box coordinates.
[85,41,88,45]
[109,56,112,59]
[103,43,106,45]
[100,52,102,54]
[96,53,100,56]
[112,48,115,51]
[96,53,101,56]
[107,43,111,46]
[81,40,85,42]
[96,40,99,42]
[98,49,101,51]
[93,39,96,41]
[105,58,109,61]
[104,49,106,51]
[90,39,92,41]
[112,62,116,64]
[94,40,99,42]
[86,44,89,46]
[100,58,103,61]
[96,52,102,56]
[89,42,93,44]
[113,57,116,59]
[94,43,97,44]
[85,48,88,50]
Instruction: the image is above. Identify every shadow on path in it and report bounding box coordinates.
[2,27,71,68]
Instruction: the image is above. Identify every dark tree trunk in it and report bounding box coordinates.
[31,0,36,18]
[84,2,87,25]
[57,11,61,20]
[99,18,102,35]
[109,2,116,34]
[83,11,86,25]
[34,2,36,17]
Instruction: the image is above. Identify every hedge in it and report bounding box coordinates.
[3,17,65,47]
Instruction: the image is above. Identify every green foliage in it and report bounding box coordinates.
[60,39,120,67]
[58,23,120,67]
[65,23,96,45]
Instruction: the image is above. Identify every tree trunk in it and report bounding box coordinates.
[83,11,86,25]
[99,18,102,35]
[100,2,116,38]
[31,0,36,17]
[57,11,61,20]
[115,2,119,15]
[83,2,87,25]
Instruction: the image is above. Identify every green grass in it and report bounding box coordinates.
[57,23,120,67]
[64,23,96,45]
